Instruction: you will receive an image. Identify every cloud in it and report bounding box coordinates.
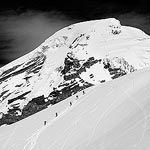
[0,10,79,66]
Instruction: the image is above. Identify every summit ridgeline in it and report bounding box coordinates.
[0,18,150,126]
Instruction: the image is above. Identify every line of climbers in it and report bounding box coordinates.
[44,90,85,126]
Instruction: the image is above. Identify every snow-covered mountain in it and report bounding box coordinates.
[1,18,150,127]
[1,63,150,150]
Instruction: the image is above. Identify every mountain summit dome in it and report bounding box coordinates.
[0,18,150,126]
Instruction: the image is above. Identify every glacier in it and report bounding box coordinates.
[0,18,150,150]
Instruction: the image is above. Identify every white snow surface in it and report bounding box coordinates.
[0,18,150,112]
[0,67,150,150]
[1,18,150,149]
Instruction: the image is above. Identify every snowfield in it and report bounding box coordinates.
[1,18,150,149]
[0,67,150,150]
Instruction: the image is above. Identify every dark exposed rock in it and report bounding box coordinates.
[8,91,31,104]
[31,95,45,105]
[0,54,137,127]
[103,57,136,79]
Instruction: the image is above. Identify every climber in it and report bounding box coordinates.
[83,90,85,95]
[55,112,58,117]
[76,95,79,100]
[44,121,47,125]
[70,101,72,106]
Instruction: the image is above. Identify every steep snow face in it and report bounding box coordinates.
[0,18,150,126]
[1,67,150,150]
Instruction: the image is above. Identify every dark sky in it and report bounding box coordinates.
[0,0,149,16]
[0,0,150,67]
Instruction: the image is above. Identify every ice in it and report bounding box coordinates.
[1,18,150,150]
[0,67,150,150]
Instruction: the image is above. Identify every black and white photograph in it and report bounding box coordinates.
[0,0,150,149]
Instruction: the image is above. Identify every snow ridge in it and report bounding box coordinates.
[0,18,150,126]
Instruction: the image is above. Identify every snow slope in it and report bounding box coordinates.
[0,67,150,150]
[1,18,150,126]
